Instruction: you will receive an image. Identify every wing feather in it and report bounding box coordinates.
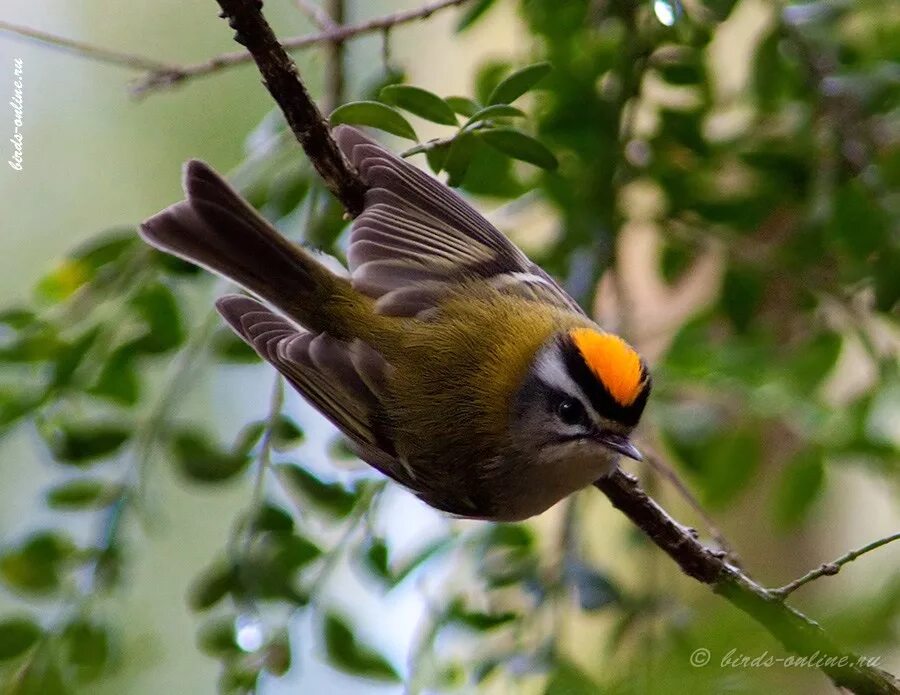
[333,126,584,317]
[215,295,414,487]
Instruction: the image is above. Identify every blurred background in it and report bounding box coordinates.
[0,0,897,693]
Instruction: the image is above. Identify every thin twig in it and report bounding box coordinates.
[643,448,741,566]
[772,532,900,600]
[323,0,346,114]
[214,0,367,215]
[245,377,286,535]
[593,472,898,694]
[0,2,472,97]
[295,0,338,30]
[133,0,471,95]
[0,19,174,72]
[306,482,383,598]
[94,306,220,588]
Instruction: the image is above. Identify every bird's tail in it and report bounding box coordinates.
[139,160,362,337]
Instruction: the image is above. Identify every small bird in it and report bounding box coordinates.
[140,126,651,521]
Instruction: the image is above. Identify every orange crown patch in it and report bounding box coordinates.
[569,328,645,407]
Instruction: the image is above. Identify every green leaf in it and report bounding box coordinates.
[363,537,391,584]
[251,504,294,535]
[774,449,825,529]
[128,283,185,355]
[789,331,842,392]
[35,259,92,303]
[704,0,740,21]
[655,51,704,86]
[444,133,479,187]
[564,559,622,611]
[0,322,65,363]
[0,616,43,660]
[328,437,358,461]
[486,524,534,549]
[702,427,761,507]
[829,181,887,260]
[5,640,67,695]
[50,327,100,390]
[151,250,201,277]
[172,430,250,483]
[238,533,320,603]
[88,345,140,405]
[425,141,451,174]
[873,247,900,312]
[392,537,454,584]
[456,0,498,31]
[0,389,44,431]
[197,616,239,657]
[272,415,304,450]
[478,524,538,586]
[460,142,525,198]
[544,658,600,695]
[464,104,526,127]
[72,229,138,271]
[474,60,510,106]
[264,632,292,676]
[189,562,237,611]
[447,600,517,631]
[0,307,37,330]
[380,85,458,126]
[329,101,417,141]
[211,327,258,363]
[276,464,359,518]
[480,128,558,170]
[444,96,480,117]
[46,479,120,510]
[721,266,763,333]
[323,612,400,682]
[488,62,551,105]
[233,421,265,459]
[61,618,108,683]
[43,423,131,465]
[0,531,75,596]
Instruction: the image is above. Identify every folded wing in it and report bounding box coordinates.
[334,126,584,318]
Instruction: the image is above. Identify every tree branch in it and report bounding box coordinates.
[0,2,471,98]
[135,0,471,95]
[772,532,900,600]
[197,2,900,693]
[295,0,338,31]
[322,0,346,114]
[0,19,175,72]
[213,0,366,215]
[595,472,899,695]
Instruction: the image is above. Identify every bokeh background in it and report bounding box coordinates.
[0,1,897,693]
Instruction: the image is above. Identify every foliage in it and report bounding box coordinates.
[0,0,897,693]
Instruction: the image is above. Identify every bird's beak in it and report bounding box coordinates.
[594,432,643,462]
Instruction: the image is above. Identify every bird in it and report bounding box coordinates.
[139,126,651,521]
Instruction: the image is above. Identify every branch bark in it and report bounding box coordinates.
[210,2,899,693]
[596,471,898,695]
[214,0,366,216]
[772,532,900,599]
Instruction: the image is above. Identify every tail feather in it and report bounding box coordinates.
[139,160,335,330]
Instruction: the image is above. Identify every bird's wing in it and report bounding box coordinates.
[333,126,584,318]
[215,295,415,489]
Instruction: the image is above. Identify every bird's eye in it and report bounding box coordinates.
[556,398,586,426]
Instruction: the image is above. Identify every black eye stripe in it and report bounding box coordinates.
[559,337,650,427]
